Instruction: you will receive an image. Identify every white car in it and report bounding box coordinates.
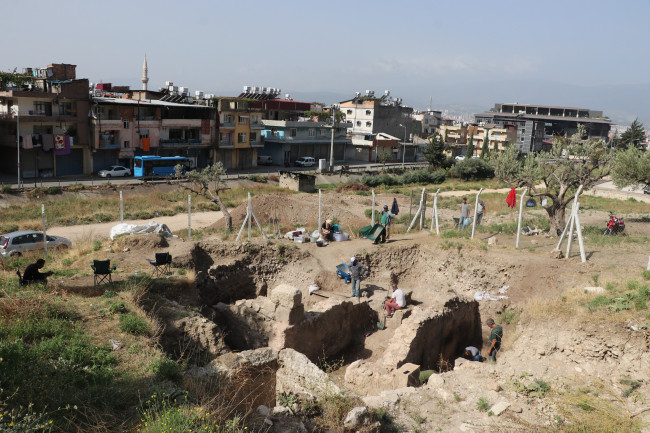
[98,166,131,177]
[454,156,465,161]
[295,157,316,167]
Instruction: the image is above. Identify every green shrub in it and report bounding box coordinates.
[108,301,127,314]
[119,314,150,336]
[450,158,495,180]
[476,397,490,411]
[150,357,181,381]
[500,308,519,325]
[92,240,102,251]
[247,174,267,183]
[643,270,650,281]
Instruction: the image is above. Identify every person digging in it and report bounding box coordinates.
[485,318,503,363]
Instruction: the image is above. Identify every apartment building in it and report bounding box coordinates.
[470,125,517,156]
[340,90,416,162]
[412,109,442,137]
[475,103,611,154]
[0,63,91,177]
[214,97,264,169]
[91,88,216,172]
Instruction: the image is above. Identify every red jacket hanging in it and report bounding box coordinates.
[506,188,516,208]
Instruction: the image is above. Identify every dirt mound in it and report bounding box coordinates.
[112,234,169,250]
[212,193,371,233]
[335,182,370,193]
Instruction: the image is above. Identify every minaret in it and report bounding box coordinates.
[141,55,149,91]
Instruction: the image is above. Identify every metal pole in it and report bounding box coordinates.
[471,188,483,239]
[566,204,577,258]
[431,188,440,235]
[409,190,413,217]
[402,125,406,168]
[16,107,20,188]
[119,191,124,223]
[419,188,425,230]
[574,200,586,263]
[247,192,252,241]
[515,188,527,249]
[371,190,375,226]
[42,204,47,258]
[188,194,192,241]
[318,189,322,231]
[329,118,335,171]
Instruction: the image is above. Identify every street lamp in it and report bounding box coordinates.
[12,106,20,187]
[399,123,407,168]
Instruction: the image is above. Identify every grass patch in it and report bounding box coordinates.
[119,313,151,336]
[476,397,490,412]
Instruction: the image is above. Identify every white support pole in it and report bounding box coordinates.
[42,203,47,258]
[556,213,574,250]
[471,188,484,239]
[573,200,586,263]
[407,188,425,233]
[419,188,425,230]
[318,189,322,231]
[235,212,249,242]
[515,188,528,249]
[647,256,650,271]
[119,191,124,223]
[565,185,584,258]
[431,189,440,235]
[247,193,252,241]
[188,194,192,241]
[251,209,269,239]
[371,190,375,226]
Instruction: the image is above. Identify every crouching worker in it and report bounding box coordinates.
[463,346,483,362]
[321,219,334,241]
[23,259,54,285]
[384,282,406,317]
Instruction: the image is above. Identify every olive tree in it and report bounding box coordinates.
[612,146,650,187]
[493,127,612,235]
[175,162,232,231]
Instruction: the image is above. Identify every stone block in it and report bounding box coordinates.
[270,284,302,308]
[274,305,305,324]
[487,237,498,246]
[490,400,510,416]
[343,406,371,429]
[391,363,420,388]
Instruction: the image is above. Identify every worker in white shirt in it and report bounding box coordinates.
[384,282,406,317]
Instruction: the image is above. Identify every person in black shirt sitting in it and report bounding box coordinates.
[22,259,53,285]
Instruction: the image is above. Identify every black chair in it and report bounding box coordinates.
[147,252,172,277]
[92,260,116,287]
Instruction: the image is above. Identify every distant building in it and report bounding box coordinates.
[475,103,611,154]
[412,109,442,137]
[0,63,91,177]
[214,97,264,169]
[340,90,416,162]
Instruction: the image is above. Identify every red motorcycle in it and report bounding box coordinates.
[604,215,625,235]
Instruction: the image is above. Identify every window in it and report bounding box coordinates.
[124,141,130,148]
[224,114,233,123]
[366,121,372,127]
[238,115,247,125]
[123,119,129,129]
[356,121,361,126]
[316,129,322,136]
[309,129,315,137]
[59,101,75,116]
[366,110,371,115]
[33,101,52,116]
[238,132,247,143]
[290,128,297,137]
[346,109,352,115]
[250,132,257,141]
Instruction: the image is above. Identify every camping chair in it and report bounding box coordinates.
[147,252,172,277]
[92,260,116,287]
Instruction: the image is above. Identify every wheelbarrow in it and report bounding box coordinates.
[336,263,351,284]
[359,223,387,243]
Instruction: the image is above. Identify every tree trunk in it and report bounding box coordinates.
[545,203,566,237]
[213,194,232,231]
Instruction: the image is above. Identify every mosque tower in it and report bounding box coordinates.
[141,56,149,91]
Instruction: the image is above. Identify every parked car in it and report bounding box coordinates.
[0,230,71,258]
[644,185,650,195]
[295,157,316,167]
[98,166,131,177]
[454,155,465,161]
[257,155,273,165]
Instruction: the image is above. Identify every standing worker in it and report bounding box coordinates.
[349,257,367,300]
[380,205,393,240]
[476,200,486,225]
[485,318,503,363]
[458,197,471,229]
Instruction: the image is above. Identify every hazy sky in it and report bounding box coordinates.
[2,0,649,124]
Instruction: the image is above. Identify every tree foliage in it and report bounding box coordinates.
[176,163,232,231]
[612,146,650,187]
[617,118,646,150]
[422,134,446,168]
[481,138,490,159]
[492,127,612,235]
[465,134,475,158]
[0,71,35,90]
[450,158,494,180]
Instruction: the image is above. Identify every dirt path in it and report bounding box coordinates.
[47,211,225,242]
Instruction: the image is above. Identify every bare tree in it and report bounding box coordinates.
[493,126,612,235]
[176,163,232,231]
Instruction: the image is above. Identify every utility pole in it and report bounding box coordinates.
[14,106,20,187]
[329,107,336,171]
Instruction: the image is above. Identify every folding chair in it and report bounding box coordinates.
[92,260,116,287]
[147,252,172,277]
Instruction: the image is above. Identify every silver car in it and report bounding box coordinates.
[0,230,72,258]
[98,166,131,178]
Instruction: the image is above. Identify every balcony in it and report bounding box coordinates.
[159,138,203,147]
[219,140,234,149]
[262,130,286,140]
